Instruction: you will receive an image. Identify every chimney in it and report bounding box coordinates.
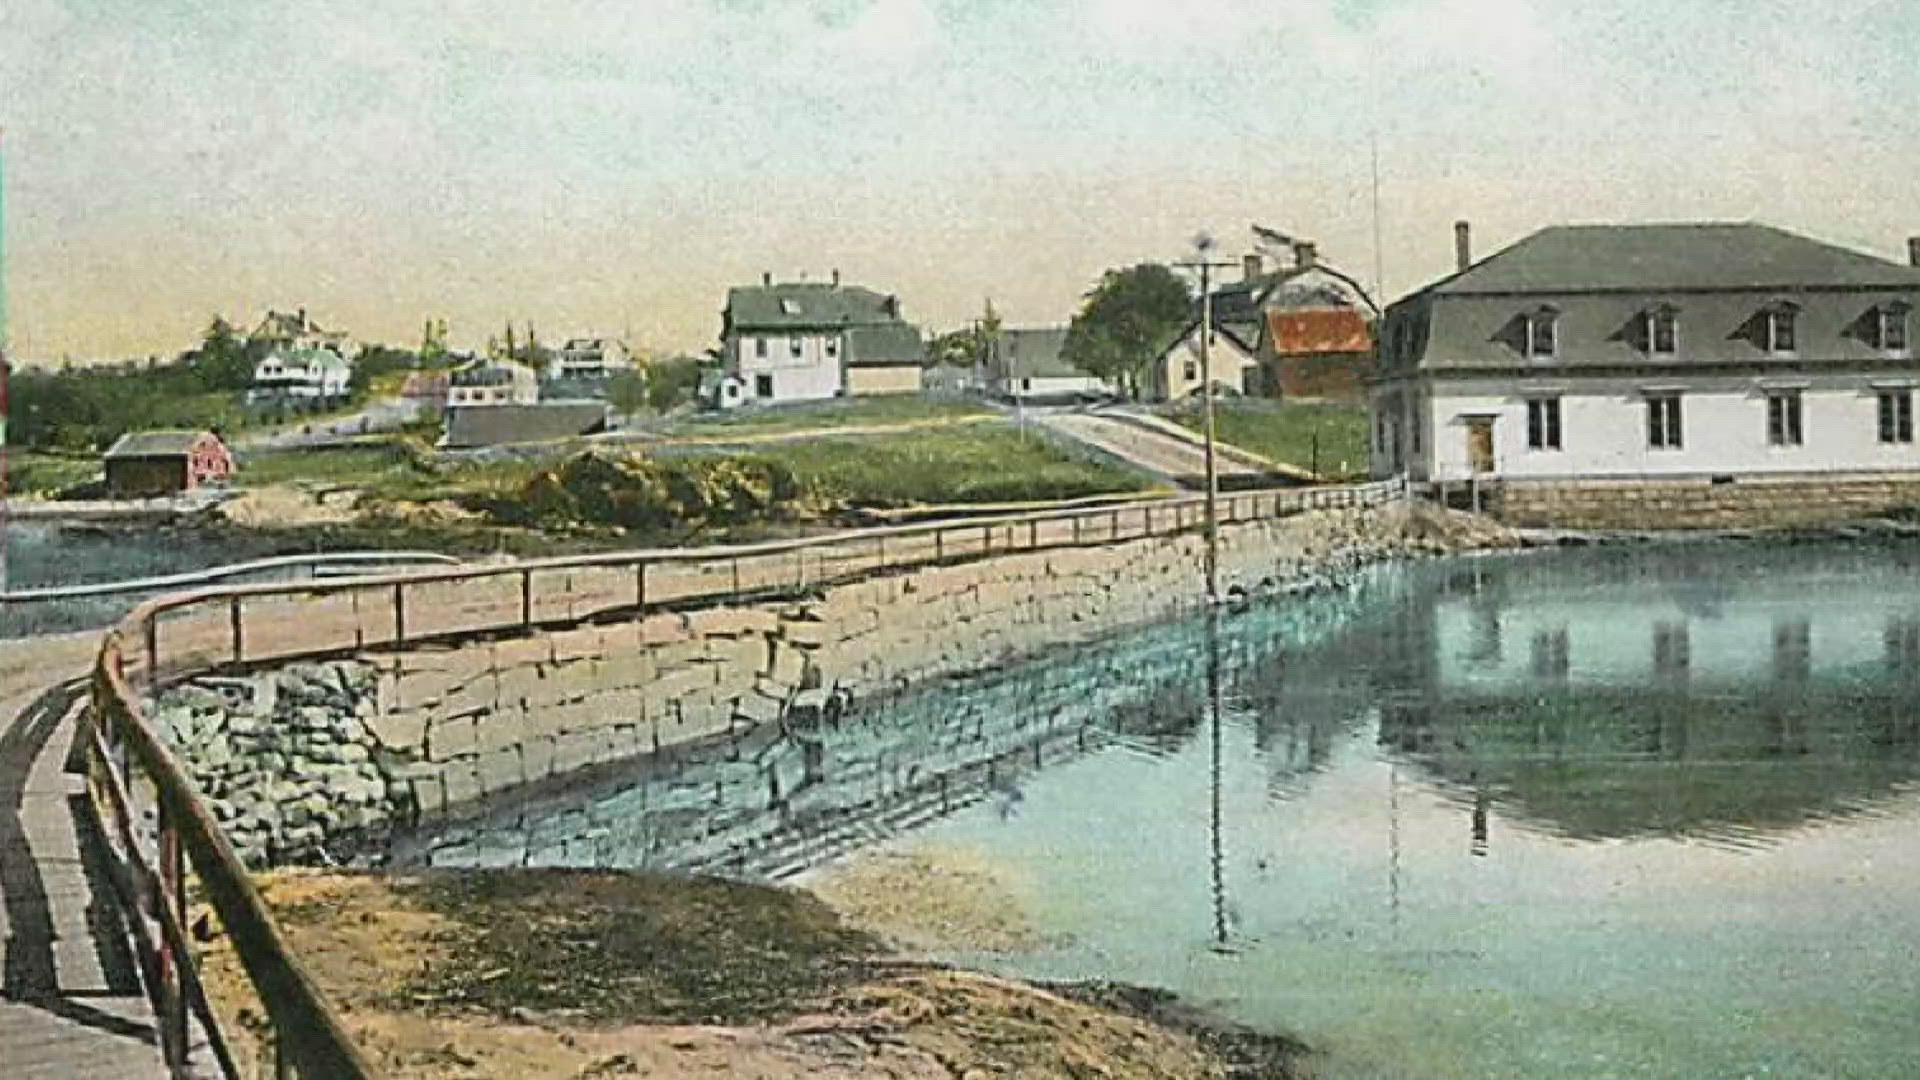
[1454,220,1472,272]
[832,267,841,287]
[1292,241,1317,270]
[762,271,772,287]
[298,306,307,328]
[1908,237,1920,268]
[1242,253,1262,281]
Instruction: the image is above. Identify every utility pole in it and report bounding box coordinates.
[1175,233,1237,605]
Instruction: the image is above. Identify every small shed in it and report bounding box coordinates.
[102,430,234,497]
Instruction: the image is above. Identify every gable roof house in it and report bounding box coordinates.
[1148,244,1376,402]
[717,272,923,406]
[251,308,355,357]
[247,346,354,404]
[985,327,1112,402]
[1374,221,1920,525]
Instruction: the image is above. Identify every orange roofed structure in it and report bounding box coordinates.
[1263,306,1373,400]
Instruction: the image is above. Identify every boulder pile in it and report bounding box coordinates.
[148,660,410,866]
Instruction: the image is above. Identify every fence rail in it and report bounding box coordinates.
[84,476,1405,1077]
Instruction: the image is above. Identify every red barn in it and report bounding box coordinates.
[102,430,234,497]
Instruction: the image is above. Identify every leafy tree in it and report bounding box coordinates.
[187,315,253,391]
[608,368,650,415]
[1061,263,1190,399]
[646,355,704,412]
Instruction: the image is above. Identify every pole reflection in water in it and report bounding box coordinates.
[1206,604,1235,954]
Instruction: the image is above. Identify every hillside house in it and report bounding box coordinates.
[1372,221,1920,515]
[103,430,233,497]
[247,346,353,404]
[447,358,539,406]
[251,308,355,357]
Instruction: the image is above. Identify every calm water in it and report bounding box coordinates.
[0,521,295,636]
[409,543,1920,1078]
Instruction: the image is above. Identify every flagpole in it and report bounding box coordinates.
[1,127,11,596]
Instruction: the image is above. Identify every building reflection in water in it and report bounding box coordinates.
[1373,547,1920,845]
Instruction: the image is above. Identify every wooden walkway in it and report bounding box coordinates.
[1,635,171,1077]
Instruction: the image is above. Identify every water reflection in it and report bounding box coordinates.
[1372,545,1920,845]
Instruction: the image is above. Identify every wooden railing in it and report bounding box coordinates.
[83,477,1406,1077]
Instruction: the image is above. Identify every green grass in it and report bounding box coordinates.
[1159,399,1370,480]
[6,451,103,496]
[662,395,992,436]
[733,425,1150,506]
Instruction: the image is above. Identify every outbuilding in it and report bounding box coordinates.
[102,429,234,497]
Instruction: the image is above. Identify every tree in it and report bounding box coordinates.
[1061,263,1190,399]
[646,355,704,413]
[607,368,650,415]
[187,315,253,391]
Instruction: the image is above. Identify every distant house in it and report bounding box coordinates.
[716,272,923,405]
[447,358,539,406]
[247,346,353,404]
[441,402,609,448]
[103,430,233,497]
[985,327,1111,402]
[399,371,450,408]
[251,308,355,358]
[552,337,632,381]
[1148,246,1376,402]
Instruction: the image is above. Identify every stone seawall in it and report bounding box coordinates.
[155,502,1508,865]
[1495,475,1920,529]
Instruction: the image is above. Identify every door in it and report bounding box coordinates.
[1466,418,1495,474]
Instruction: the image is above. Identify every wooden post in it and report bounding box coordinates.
[1029,519,1038,549]
[228,595,243,664]
[635,560,647,611]
[935,529,944,562]
[731,556,742,596]
[520,568,533,628]
[156,808,187,1069]
[145,618,158,682]
[393,582,406,646]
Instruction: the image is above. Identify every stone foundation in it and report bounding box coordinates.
[1493,474,1920,529]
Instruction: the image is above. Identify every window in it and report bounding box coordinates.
[753,337,768,358]
[779,298,801,315]
[1531,627,1570,680]
[1525,308,1557,358]
[789,337,803,357]
[1773,619,1810,682]
[825,338,839,358]
[1766,391,1802,446]
[754,373,773,397]
[1876,303,1911,351]
[1183,358,1197,381]
[1408,398,1422,454]
[1878,390,1913,443]
[1646,306,1677,354]
[1765,307,1797,353]
[1526,397,1561,450]
[1646,394,1683,449]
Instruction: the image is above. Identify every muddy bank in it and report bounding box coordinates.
[197,868,1314,1078]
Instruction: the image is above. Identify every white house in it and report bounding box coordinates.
[985,327,1111,401]
[1372,222,1920,488]
[447,358,540,406]
[553,337,631,381]
[247,346,353,403]
[716,272,922,406]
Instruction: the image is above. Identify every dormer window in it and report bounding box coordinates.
[1524,307,1558,358]
[779,299,802,315]
[1645,305,1678,355]
[1764,304,1798,353]
[1875,302,1911,352]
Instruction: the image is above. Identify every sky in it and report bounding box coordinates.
[4,0,1919,363]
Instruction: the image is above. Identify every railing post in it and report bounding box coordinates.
[145,618,159,682]
[875,535,885,573]
[1071,515,1082,544]
[1029,519,1038,550]
[732,556,742,596]
[393,582,406,646]
[934,529,944,562]
[229,595,243,664]
[521,567,533,629]
[155,803,188,1070]
[635,560,647,611]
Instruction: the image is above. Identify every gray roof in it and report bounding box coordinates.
[995,327,1083,380]
[725,282,904,330]
[1429,223,1920,296]
[443,403,608,448]
[844,322,924,367]
[104,430,219,458]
